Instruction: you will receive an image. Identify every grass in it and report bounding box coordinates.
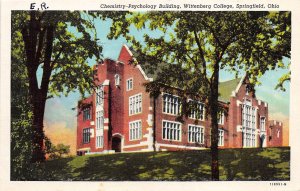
[41,147,289,181]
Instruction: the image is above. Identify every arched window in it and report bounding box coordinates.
[115,74,120,86]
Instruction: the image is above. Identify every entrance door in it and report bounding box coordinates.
[112,137,121,152]
[260,134,266,148]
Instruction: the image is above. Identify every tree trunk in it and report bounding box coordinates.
[21,11,55,162]
[210,62,220,180]
[31,93,47,162]
[152,97,157,152]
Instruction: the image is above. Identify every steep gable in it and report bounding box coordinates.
[118,44,133,64]
[218,78,242,102]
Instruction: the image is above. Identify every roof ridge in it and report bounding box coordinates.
[219,77,242,83]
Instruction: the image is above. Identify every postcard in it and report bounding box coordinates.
[1,0,299,190]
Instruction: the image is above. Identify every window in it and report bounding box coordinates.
[242,100,257,147]
[83,107,91,121]
[189,101,205,120]
[96,111,104,130]
[260,117,266,132]
[96,111,104,148]
[246,84,251,95]
[277,129,280,138]
[83,128,91,143]
[126,78,133,91]
[218,111,224,125]
[129,120,142,141]
[129,94,142,115]
[96,135,104,148]
[218,129,224,146]
[96,86,104,105]
[163,94,181,115]
[115,74,120,86]
[162,120,181,141]
[188,125,204,144]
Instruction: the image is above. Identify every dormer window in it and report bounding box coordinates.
[115,74,120,86]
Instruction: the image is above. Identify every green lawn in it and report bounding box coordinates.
[42,147,289,181]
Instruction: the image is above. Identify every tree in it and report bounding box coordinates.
[13,11,103,162]
[11,14,34,179]
[107,11,291,180]
[44,138,70,159]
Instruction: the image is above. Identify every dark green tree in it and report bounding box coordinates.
[11,13,33,179]
[12,11,103,162]
[107,11,291,180]
[44,138,70,159]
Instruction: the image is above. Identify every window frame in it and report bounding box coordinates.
[126,78,133,91]
[188,124,205,144]
[96,111,104,130]
[260,116,266,132]
[129,120,142,141]
[96,135,104,148]
[115,74,120,86]
[241,99,257,147]
[83,107,91,121]
[129,93,142,115]
[162,120,182,141]
[218,129,224,146]
[83,128,91,144]
[218,110,225,125]
[96,85,104,106]
[188,100,205,121]
[162,93,181,116]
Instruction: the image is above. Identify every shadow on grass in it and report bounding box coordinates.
[70,150,212,181]
[43,147,290,181]
[219,147,290,181]
[42,157,75,180]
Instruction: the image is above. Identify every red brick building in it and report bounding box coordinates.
[76,45,284,155]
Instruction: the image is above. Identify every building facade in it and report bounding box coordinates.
[76,45,283,155]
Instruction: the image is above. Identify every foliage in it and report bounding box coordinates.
[45,138,71,159]
[13,10,103,98]
[107,11,291,89]
[11,14,33,179]
[11,116,33,180]
[12,11,104,161]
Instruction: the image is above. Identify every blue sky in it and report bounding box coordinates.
[44,16,290,144]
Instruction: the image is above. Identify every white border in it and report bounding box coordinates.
[1,0,299,191]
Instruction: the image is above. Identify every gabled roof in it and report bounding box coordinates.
[218,78,242,102]
[128,47,168,81]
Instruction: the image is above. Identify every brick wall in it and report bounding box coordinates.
[76,95,95,154]
[268,120,283,147]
